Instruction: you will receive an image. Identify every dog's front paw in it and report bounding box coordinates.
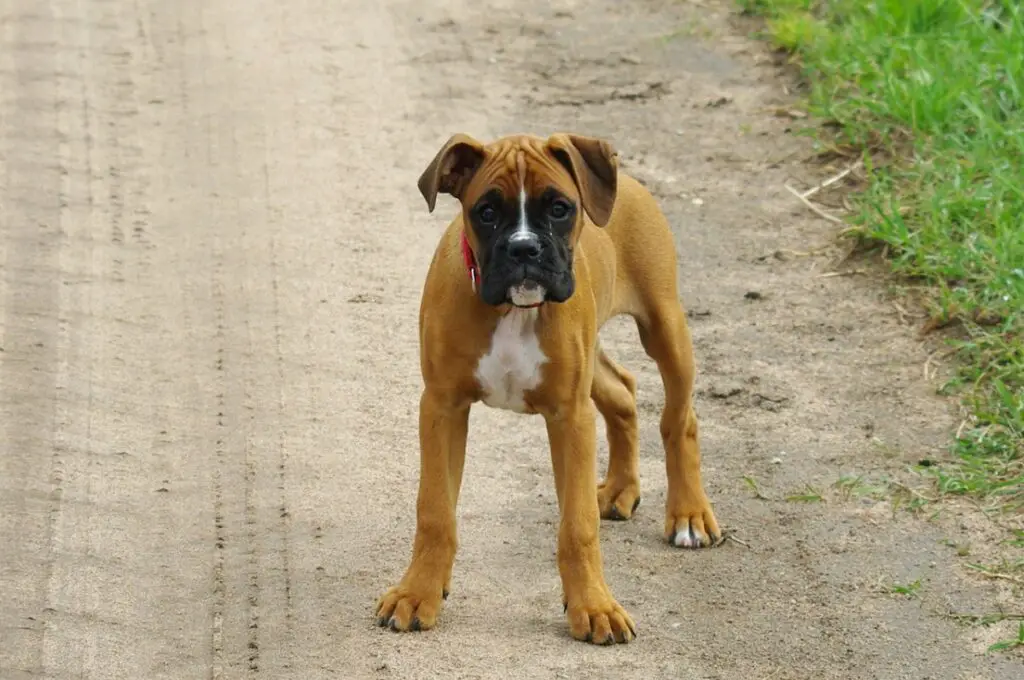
[375,582,444,632]
[665,494,721,549]
[598,478,641,521]
[564,592,636,645]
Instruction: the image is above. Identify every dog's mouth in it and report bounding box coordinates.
[480,261,572,307]
[507,279,546,308]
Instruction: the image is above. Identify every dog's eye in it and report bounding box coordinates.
[477,204,497,225]
[548,199,572,221]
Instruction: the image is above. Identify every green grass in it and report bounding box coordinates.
[738,0,1023,517]
[889,578,924,598]
[784,485,825,503]
[946,612,1024,654]
[988,621,1024,653]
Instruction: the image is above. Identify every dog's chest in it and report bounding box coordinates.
[475,309,547,414]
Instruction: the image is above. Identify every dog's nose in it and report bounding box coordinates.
[507,233,542,262]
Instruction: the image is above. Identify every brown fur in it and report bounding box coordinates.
[376,133,720,645]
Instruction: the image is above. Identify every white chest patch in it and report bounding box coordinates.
[475,308,547,413]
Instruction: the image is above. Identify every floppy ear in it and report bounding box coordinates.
[546,133,618,227]
[417,134,487,212]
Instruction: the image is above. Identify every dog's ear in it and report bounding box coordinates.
[546,133,618,227]
[417,134,487,212]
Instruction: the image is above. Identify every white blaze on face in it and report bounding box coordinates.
[514,188,530,238]
[507,186,547,306]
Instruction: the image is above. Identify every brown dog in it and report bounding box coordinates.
[376,132,720,645]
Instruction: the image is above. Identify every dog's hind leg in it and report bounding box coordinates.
[591,346,642,520]
[635,303,720,548]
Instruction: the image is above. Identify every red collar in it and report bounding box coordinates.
[460,231,479,293]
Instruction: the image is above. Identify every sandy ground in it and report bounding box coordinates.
[1,0,1020,678]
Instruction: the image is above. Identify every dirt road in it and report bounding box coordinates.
[1,0,1019,678]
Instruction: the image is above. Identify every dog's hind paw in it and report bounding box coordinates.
[665,496,720,549]
[597,479,641,521]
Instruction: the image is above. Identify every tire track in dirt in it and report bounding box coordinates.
[210,255,230,678]
[195,34,266,680]
[0,5,69,676]
[180,3,299,674]
[4,1,222,676]
[42,1,214,676]
[160,5,232,674]
[267,187,297,669]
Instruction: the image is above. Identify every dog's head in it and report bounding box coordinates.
[417,133,618,308]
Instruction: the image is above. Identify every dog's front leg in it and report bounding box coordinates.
[545,399,636,645]
[376,388,469,632]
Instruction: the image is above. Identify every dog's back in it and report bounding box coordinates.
[578,171,684,328]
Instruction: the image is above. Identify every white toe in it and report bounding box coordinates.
[673,527,695,548]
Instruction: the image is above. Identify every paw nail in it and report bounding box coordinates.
[410,617,421,632]
[388,617,400,631]
[631,496,641,513]
[443,589,450,600]
[609,506,624,520]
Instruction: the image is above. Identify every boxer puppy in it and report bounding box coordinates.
[376,133,720,645]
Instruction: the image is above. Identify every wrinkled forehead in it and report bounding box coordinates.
[464,138,576,205]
